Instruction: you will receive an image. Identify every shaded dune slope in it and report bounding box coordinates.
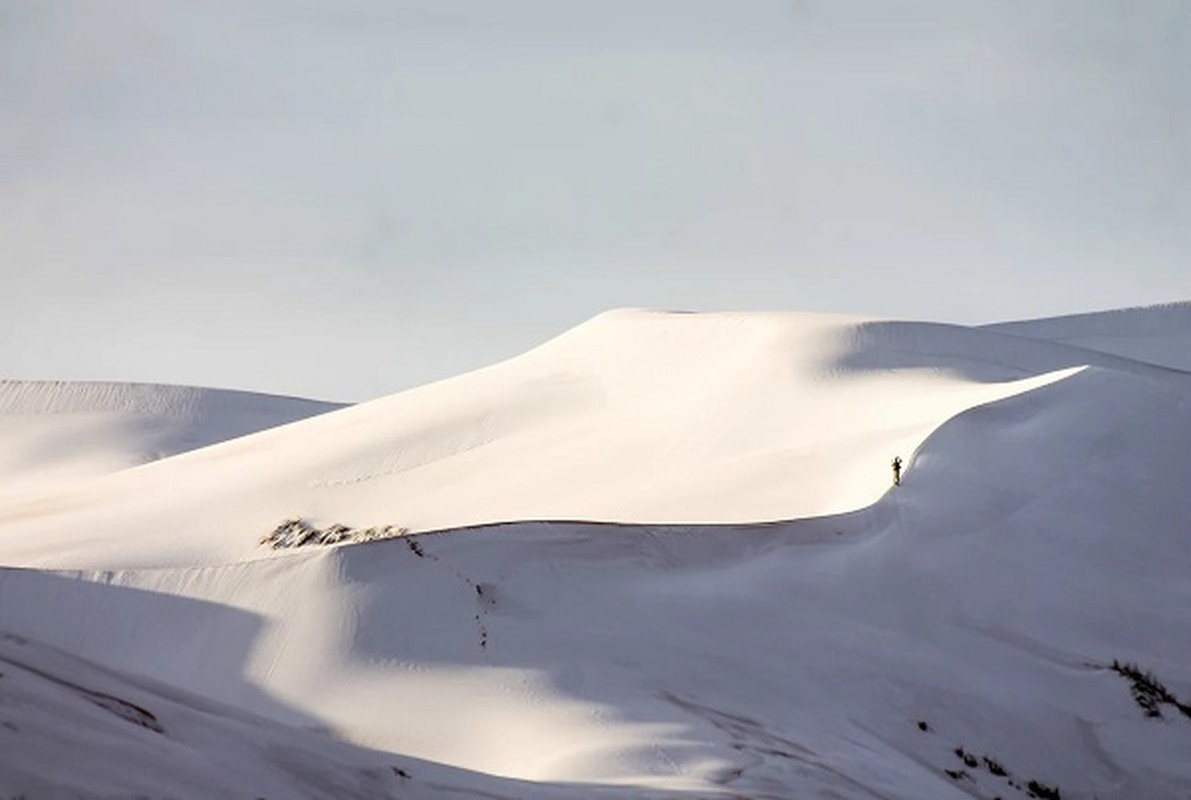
[984,300,1191,372]
[0,380,343,497]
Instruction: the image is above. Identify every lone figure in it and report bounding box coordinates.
[891,456,903,487]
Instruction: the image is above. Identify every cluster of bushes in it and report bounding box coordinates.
[261,518,408,549]
[1026,779,1061,800]
[1109,660,1191,719]
[926,658,1190,799]
[924,658,1190,799]
[926,726,1060,799]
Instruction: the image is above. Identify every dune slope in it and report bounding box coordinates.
[0,311,1104,569]
[984,300,1191,371]
[1,306,1189,798]
[0,380,343,498]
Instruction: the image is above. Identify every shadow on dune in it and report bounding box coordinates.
[0,568,325,731]
[0,567,717,799]
[832,319,1189,383]
[327,361,1191,798]
[5,354,1191,797]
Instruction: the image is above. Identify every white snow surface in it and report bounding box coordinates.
[1,305,1190,799]
[0,380,343,498]
[985,300,1191,372]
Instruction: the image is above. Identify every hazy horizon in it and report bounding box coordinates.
[4,1,1189,401]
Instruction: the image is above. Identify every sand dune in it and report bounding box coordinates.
[0,380,342,498]
[985,300,1191,372]
[2,305,1190,798]
[0,311,1090,569]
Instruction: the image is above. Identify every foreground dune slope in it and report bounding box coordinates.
[1,306,1189,798]
[0,628,693,800]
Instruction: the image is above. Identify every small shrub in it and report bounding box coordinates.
[952,746,978,768]
[1027,778,1061,799]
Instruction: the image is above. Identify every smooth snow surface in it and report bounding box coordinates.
[0,380,342,498]
[985,300,1191,372]
[1,305,1190,799]
[0,311,1083,569]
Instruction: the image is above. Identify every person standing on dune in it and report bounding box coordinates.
[891,456,903,486]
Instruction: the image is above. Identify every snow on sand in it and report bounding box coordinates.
[1,304,1190,798]
[0,380,342,499]
[0,311,1082,568]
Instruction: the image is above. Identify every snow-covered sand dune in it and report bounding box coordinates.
[0,625,686,800]
[985,300,1191,372]
[1,304,1190,798]
[0,310,1108,568]
[0,380,343,498]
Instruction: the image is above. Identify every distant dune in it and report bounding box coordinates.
[985,300,1191,371]
[0,380,343,497]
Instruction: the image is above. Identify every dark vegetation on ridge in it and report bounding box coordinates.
[1108,660,1191,719]
[261,518,408,549]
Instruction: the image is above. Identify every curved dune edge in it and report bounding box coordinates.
[0,311,1091,571]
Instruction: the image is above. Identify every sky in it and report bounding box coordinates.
[2,0,1189,401]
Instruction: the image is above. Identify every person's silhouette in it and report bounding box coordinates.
[891,456,903,486]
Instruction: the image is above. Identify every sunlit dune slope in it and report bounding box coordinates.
[0,310,1100,569]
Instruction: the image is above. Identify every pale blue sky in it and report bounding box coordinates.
[2,1,1188,401]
